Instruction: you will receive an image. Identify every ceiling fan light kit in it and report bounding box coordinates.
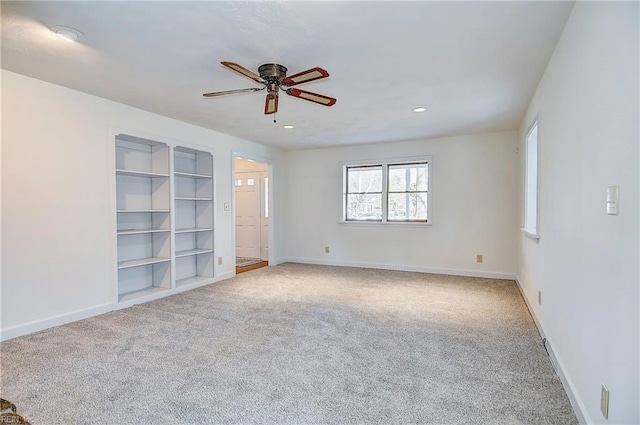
[203,61,336,117]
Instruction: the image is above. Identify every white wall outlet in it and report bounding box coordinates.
[217,257,223,266]
[538,290,542,305]
[324,246,330,254]
[224,202,231,212]
[606,186,619,215]
[601,384,609,419]
[476,254,483,263]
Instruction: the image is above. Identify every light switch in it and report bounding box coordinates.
[224,202,231,211]
[606,186,619,215]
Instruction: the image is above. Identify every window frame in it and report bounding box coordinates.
[522,118,540,240]
[344,164,384,222]
[341,156,432,226]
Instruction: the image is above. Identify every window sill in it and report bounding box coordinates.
[339,221,432,227]
[521,228,540,240]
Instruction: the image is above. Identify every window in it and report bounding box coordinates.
[264,177,269,218]
[523,120,539,239]
[343,157,430,223]
[345,165,383,221]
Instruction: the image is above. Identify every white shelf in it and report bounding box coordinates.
[175,227,213,234]
[118,256,171,269]
[176,275,214,288]
[175,197,213,201]
[117,228,170,236]
[116,169,169,178]
[174,171,212,179]
[118,286,169,303]
[175,248,213,258]
[117,209,170,213]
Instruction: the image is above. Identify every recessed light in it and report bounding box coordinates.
[283,125,294,129]
[246,159,255,163]
[51,26,83,43]
[413,107,427,113]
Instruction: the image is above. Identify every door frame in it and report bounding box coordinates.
[231,152,274,273]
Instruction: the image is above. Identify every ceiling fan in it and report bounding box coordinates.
[203,62,337,116]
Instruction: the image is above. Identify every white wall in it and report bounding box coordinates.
[1,70,285,338]
[517,2,639,423]
[284,132,519,277]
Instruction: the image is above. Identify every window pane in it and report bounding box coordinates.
[387,192,428,221]
[525,122,538,233]
[346,194,382,220]
[388,163,428,192]
[347,166,382,193]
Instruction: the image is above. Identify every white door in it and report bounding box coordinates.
[235,172,261,259]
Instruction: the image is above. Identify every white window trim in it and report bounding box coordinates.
[340,155,432,226]
[521,118,540,241]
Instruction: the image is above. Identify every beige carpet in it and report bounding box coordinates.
[0,263,576,424]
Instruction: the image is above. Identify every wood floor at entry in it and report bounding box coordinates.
[235,157,269,274]
[236,257,268,274]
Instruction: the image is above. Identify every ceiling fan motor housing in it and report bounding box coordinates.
[259,64,288,94]
[259,64,288,82]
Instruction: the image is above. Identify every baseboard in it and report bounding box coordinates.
[284,257,516,280]
[215,271,235,281]
[1,302,113,342]
[2,270,244,341]
[273,258,288,266]
[514,276,591,425]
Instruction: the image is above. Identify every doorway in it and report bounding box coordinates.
[234,157,269,274]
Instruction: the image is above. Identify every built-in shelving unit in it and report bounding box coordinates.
[114,136,215,304]
[115,135,172,302]
[174,146,214,288]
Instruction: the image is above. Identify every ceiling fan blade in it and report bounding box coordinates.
[221,61,266,84]
[203,87,265,97]
[282,67,330,86]
[286,88,337,107]
[264,93,279,115]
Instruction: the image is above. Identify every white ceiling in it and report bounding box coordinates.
[1,1,573,150]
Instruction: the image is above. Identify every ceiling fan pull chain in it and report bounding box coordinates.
[273,113,277,124]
